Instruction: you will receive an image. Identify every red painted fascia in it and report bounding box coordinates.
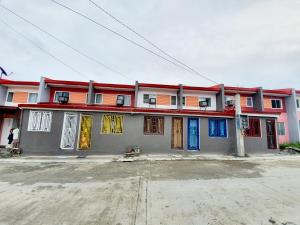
[0,79,39,86]
[139,83,180,90]
[182,85,220,92]
[93,82,135,89]
[18,103,235,117]
[263,89,292,95]
[225,86,259,93]
[242,108,281,115]
[45,78,89,87]
[296,90,300,94]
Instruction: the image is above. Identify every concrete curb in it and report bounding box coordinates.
[0,153,300,163]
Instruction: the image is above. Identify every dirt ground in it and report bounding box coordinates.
[0,159,299,225]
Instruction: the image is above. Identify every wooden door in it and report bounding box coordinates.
[78,115,93,150]
[266,119,277,149]
[60,113,78,150]
[172,117,183,149]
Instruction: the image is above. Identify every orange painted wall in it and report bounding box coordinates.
[69,92,87,104]
[12,92,28,103]
[241,97,248,107]
[186,96,198,107]
[157,95,171,106]
[102,94,117,105]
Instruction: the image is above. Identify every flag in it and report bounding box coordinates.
[0,67,8,76]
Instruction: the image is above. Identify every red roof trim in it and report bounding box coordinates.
[93,82,135,89]
[18,103,235,117]
[182,85,220,92]
[0,79,39,86]
[45,78,89,86]
[139,83,180,89]
[263,89,292,95]
[296,90,300,94]
[242,107,282,115]
[225,86,259,92]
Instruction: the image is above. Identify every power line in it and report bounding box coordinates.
[87,0,218,84]
[0,18,89,80]
[0,4,131,82]
[49,0,217,84]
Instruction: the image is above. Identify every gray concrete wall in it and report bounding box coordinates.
[87,80,95,105]
[253,87,264,112]
[0,85,8,105]
[37,77,50,103]
[286,90,300,142]
[20,109,238,155]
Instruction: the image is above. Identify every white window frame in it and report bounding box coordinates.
[271,99,283,109]
[27,92,38,103]
[277,122,286,136]
[28,111,52,132]
[6,91,14,103]
[246,97,253,107]
[171,95,177,106]
[94,93,103,104]
[296,99,300,109]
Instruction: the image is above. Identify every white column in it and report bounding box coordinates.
[235,94,245,157]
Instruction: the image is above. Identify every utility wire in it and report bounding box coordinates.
[49,0,217,84]
[0,4,131,81]
[0,18,90,80]
[87,0,218,84]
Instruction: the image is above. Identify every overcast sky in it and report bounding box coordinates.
[0,0,300,89]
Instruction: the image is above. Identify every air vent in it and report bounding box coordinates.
[58,92,69,104]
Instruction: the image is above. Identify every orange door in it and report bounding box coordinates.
[172,117,183,149]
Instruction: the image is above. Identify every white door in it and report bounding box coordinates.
[60,113,78,149]
[0,118,13,146]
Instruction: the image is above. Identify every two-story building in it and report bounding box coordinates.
[0,79,39,147]
[1,76,299,156]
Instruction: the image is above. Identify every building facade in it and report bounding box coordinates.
[1,77,300,155]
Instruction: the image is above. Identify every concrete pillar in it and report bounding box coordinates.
[235,94,245,157]
[134,81,139,107]
[253,87,264,112]
[216,84,225,112]
[87,80,94,105]
[286,89,300,142]
[178,84,183,109]
[37,77,50,103]
[0,84,8,105]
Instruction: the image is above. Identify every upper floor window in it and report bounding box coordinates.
[246,97,253,107]
[297,99,300,108]
[6,92,14,102]
[171,96,177,106]
[271,99,282,109]
[143,94,156,104]
[54,91,69,103]
[95,94,102,104]
[28,93,38,103]
[117,95,131,106]
[199,97,211,107]
[182,96,186,106]
[245,118,261,137]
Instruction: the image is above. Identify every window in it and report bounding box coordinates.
[171,96,177,106]
[28,93,38,103]
[297,99,300,108]
[182,96,186,106]
[199,97,211,107]
[54,91,69,103]
[101,114,124,134]
[28,111,52,132]
[277,122,286,136]
[271,99,282,109]
[246,118,261,137]
[95,94,102,104]
[143,94,149,103]
[144,116,164,135]
[6,92,14,102]
[208,119,227,138]
[118,95,131,106]
[246,97,253,107]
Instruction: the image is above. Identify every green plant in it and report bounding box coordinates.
[279,142,300,150]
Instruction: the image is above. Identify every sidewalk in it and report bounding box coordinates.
[0,152,300,163]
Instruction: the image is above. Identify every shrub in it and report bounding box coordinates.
[279,142,300,150]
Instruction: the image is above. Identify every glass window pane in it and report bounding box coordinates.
[28,93,38,103]
[6,92,14,102]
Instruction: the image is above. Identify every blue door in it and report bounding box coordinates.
[188,118,200,150]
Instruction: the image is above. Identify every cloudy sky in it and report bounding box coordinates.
[0,0,300,89]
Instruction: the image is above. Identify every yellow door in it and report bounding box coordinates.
[172,117,183,149]
[78,115,93,150]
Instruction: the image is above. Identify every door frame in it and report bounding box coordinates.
[60,112,78,150]
[266,119,278,149]
[77,114,93,150]
[171,117,183,150]
[187,117,200,150]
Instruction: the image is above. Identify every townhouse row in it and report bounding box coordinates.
[0,77,300,155]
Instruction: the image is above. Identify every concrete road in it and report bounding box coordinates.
[0,159,299,225]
